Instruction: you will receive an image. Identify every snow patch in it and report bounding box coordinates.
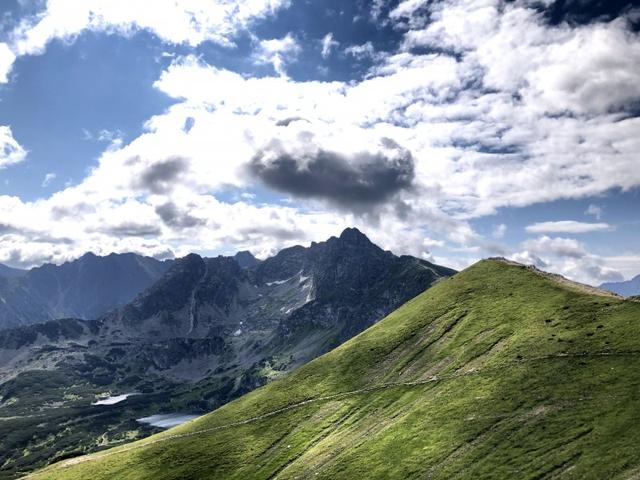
[137,413,200,428]
[93,393,140,406]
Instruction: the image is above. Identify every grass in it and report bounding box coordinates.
[28,259,640,479]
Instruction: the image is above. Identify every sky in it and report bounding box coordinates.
[0,0,639,286]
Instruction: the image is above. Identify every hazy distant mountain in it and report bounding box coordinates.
[0,264,26,279]
[0,228,455,477]
[0,253,172,330]
[601,275,640,297]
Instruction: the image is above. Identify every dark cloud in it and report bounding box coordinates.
[0,223,19,235]
[526,0,640,28]
[3,248,56,269]
[580,264,624,283]
[150,248,176,261]
[216,225,306,252]
[50,202,96,220]
[239,225,306,241]
[275,117,309,127]
[0,223,73,245]
[103,222,162,237]
[248,142,415,212]
[394,201,413,220]
[135,156,189,194]
[451,138,522,156]
[155,202,206,229]
[31,234,75,245]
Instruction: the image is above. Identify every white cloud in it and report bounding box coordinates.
[382,0,640,217]
[521,236,588,259]
[370,0,391,21]
[253,33,301,76]
[0,126,27,168]
[344,41,383,61]
[509,236,628,286]
[525,221,612,234]
[321,33,339,59]
[0,43,15,83]
[396,1,640,115]
[585,204,603,220]
[492,223,507,239]
[597,255,640,282]
[9,0,290,57]
[423,237,445,248]
[510,250,548,269]
[41,173,56,187]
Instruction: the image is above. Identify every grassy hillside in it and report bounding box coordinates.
[28,259,640,480]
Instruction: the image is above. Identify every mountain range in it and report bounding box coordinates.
[0,253,172,330]
[30,258,640,480]
[600,275,640,297]
[0,228,454,479]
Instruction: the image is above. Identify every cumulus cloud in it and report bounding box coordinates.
[597,255,640,282]
[510,250,549,269]
[0,126,27,168]
[396,0,640,114]
[522,236,588,259]
[507,234,639,286]
[525,221,612,234]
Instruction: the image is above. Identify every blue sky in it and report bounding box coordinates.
[0,0,639,286]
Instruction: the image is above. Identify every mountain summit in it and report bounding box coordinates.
[337,226,372,245]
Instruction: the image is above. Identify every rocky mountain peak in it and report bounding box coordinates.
[337,227,372,246]
[234,250,261,269]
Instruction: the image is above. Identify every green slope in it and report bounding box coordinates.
[28,259,640,480]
